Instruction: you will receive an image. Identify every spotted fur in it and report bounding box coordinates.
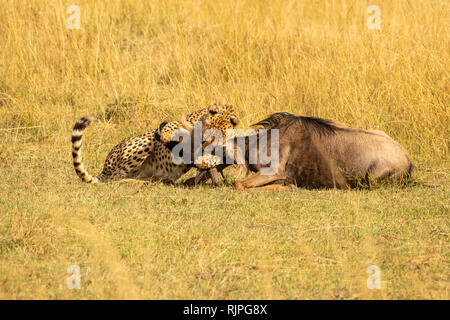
[193,154,223,169]
[71,104,238,184]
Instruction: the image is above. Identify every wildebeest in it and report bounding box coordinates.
[190,112,415,190]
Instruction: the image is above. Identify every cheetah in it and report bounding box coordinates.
[71,104,239,184]
[155,114,242,186]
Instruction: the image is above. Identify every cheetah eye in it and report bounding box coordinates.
[209,109,218,115]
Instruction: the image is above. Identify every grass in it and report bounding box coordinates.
[0,0,448,299]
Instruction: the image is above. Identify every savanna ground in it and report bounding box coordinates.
[0,0,448,299]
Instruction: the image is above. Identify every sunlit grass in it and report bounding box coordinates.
[0,0,448,299]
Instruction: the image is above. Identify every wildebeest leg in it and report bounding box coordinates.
[188,169,207,186]
[184,169,206,187]
[234,172,286,190]
[235,142,292,190]
[245,184,295,191]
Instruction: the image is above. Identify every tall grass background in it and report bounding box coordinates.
[0,0,448,166]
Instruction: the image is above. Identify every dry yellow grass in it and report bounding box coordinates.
[0,0,448,299]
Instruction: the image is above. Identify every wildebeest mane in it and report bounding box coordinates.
[252,112,338,136]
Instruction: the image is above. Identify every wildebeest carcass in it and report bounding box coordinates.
[193,112,415,190]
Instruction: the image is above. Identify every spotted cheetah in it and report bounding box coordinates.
[71,104,239,184]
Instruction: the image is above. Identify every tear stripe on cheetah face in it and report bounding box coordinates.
[71,104,239,184]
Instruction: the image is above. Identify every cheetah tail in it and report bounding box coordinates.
[71,117,101,184]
